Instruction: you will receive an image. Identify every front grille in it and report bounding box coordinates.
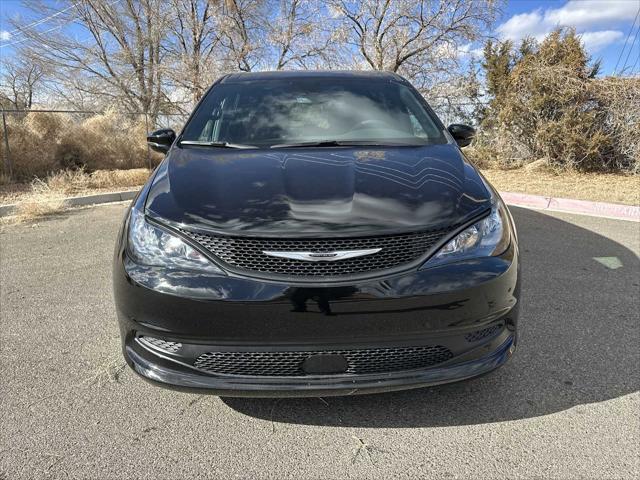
[193,345,453,376]
[139,336,182,353]
[179,228,450,278]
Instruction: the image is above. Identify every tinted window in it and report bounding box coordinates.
[181,78,446,148]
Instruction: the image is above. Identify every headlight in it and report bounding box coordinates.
[423,204,510,268]
[127,209,223,273]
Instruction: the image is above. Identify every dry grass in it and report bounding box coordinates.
[1,168,150,205]
[45,168,151,196]
[481,166,640,205]
[2,167,151,223]
[14,194,68,220]
[12,176,73,220]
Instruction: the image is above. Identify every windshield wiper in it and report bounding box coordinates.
[270,140,424,148]
[179,140,257,149]
[271,140,362,148]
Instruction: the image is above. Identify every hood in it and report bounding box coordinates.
[145,144,491,236]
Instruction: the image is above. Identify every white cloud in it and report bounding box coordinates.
[469,47,484,60]
[495,0,635,53]
[454,43,484,60]
[544,1,636,30]
[579,30,625,52]
[0,31,11,41]
[497,10,548,41]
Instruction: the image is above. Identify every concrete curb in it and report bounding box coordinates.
[500,192,639,222]
[0,188,637,222]
[0,190,138,217]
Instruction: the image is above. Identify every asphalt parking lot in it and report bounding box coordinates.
[1,203,638,479]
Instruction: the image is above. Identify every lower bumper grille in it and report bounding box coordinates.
[465,324,502,342]
[193,345,453,377]
[139,336,182,353]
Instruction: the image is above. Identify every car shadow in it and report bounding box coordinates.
[222,207,640,427]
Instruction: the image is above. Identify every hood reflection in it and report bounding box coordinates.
[145,144,491,234]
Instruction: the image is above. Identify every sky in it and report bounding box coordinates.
[1,0,639,76]
[494,0,639,75]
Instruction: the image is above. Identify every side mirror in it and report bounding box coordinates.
[147,128,176,154]
[447,124,476,148]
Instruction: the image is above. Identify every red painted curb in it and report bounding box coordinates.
[500,191,639,221]
[499,192,551,210]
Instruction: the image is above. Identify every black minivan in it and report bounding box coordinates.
[113,71,520,397]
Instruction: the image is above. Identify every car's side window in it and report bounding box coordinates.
[211,97,229,141]
[399,86,440,139]
[197,96,236,142]
[408,112,428,138]
[199,119,213,141]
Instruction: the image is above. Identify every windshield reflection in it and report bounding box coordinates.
[181,79,447,148]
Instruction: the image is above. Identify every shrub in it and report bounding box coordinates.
[593,77,640,174]
[54,110,152,171]
[479,29,639,174]
[502,61,614,171]
[0,112,61,179]
[0,110,161,181]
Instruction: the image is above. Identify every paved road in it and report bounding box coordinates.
[1,203,639,479]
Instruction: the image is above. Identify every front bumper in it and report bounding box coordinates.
[125,329,516,397]
[113,224,520,396]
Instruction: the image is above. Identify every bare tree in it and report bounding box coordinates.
[13,0,172,119]
[329,0,501,84]
[0,54,46,109]
[211,0,337,72]
[269,0,335,70]
[212,0,266,72]
[4,0,501,116]
[167,0,220,105]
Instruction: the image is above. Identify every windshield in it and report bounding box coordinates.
[180,78,447,148]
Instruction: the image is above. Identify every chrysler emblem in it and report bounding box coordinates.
[262,248,382,262]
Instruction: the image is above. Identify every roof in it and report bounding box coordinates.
[221,70,405,83]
